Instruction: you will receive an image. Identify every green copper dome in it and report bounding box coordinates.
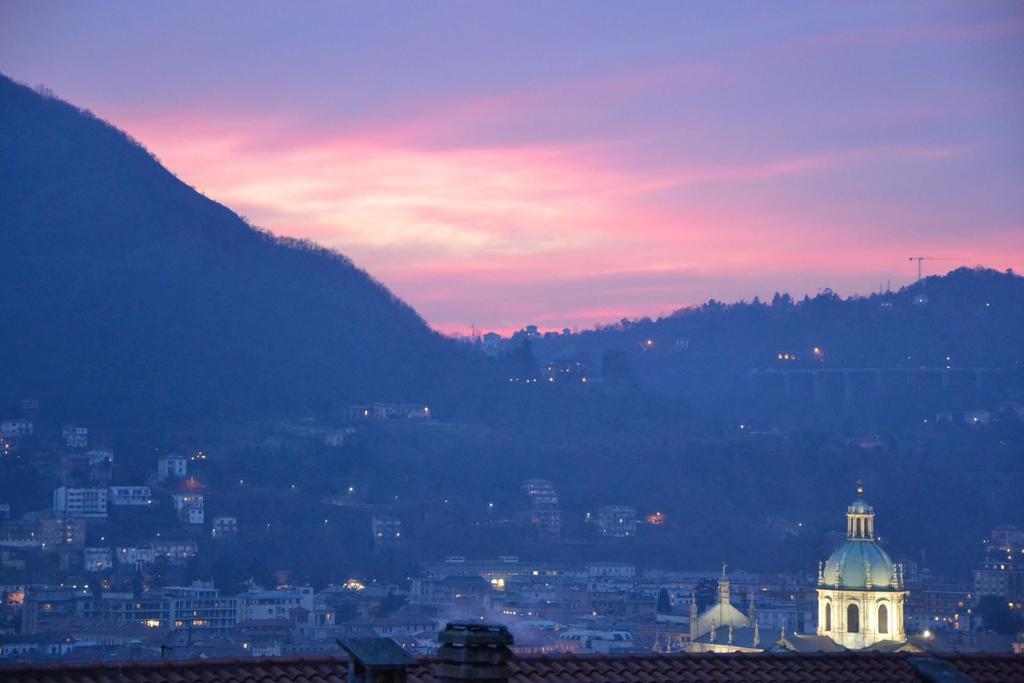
[848,497,871,514]
[823,540,896,589]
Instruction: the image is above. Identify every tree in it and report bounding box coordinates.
[695,579,718,611]
[657,587,672,614]
[601,350,631,383]
[504,339,537,377]
[772,292,793,307]
[976,595,1023,634]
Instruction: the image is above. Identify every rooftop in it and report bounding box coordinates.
[2,652,1022,683]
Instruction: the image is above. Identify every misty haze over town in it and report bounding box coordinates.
[1,3,1023,682]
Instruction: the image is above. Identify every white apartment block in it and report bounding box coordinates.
[238,586,314,621]
[52,486,108,518]
[157,454,187,481]
[152,540,198,564]
[109,486,153,506]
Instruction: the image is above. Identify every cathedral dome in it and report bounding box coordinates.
[819,483,903,591]
[822,539,896,589]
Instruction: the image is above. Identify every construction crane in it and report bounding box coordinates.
[907,256,966,282]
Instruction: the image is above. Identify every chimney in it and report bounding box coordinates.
[336,638,414,683]
[436,622,513,683]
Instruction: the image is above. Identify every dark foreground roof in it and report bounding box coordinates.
[2,652,1023,683]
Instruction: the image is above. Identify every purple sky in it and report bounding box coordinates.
[2,1,1022,334]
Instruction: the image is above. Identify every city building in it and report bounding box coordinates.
[108,485,153,506]
[172,477,206,524]
[963,409,991,426]
[323,431,347,447]
[0,418,34,439]
[62,424,89,449]
[116,545,156,568]
[904,578,972,633]
[587,563,636,582]
[20,588,81,633]
[372,515,402,549]
[372,402,431,420]
[340,405,372,421]
[172,492,205,524]
[52,486,108,518]
[973,556,1023,615]
[156,453,187,481]
[989,525,1024,553]
[815,484,908,649]
[83,547,114,572]
[152,539,198,564]
[19,398,40,417]
[238,586,314,621]
[162,582,239,633]
[597,506,637,539]
[521,479,560,539]
[39,516,87,550]
[481,332,503,354]
[211,515,238,539]
[84,448,114,465]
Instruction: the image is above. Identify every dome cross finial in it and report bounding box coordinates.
[856,480,864,496]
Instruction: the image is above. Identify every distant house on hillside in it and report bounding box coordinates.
[0,418,33,439]
[62,424,88,449]
[341,405,372,421]
[372,402,430,420]
[157,453,187,481]
[323,430,348,447]
[211,515,238,539]
[109,486,152,506]
[964,409,990,425]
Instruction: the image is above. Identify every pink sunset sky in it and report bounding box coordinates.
[2,2,1022,334]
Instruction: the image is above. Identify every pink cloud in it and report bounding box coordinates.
[116,79,1018,334]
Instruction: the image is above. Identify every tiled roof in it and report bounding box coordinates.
[2,652,1023,683]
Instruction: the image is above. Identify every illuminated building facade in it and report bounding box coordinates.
[816,485,907,649]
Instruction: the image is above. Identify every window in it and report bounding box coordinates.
[878,604,888,634]
[847,603,859,633]
[824,602,831,631]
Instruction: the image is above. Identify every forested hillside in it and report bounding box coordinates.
[0,74,466,424]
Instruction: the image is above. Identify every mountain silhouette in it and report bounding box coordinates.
[0,74,453,423]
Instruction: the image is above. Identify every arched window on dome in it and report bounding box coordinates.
[855,518,862,538]
[847,603,860,633]
[878,603,888,634]
[824,602,831,631]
